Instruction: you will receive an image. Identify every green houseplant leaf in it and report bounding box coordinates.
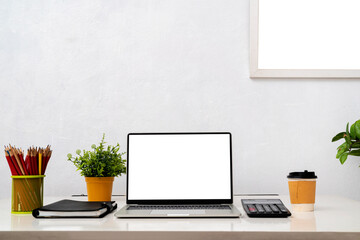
[351,142,360,148]
[336,145,347,159]
[333,120,360,165]
[339,152,348,164]
[350,123,357,139]
[348,149,360,156]
[355,120,360,139]
[332,132,346,142]
[345,123,351,145]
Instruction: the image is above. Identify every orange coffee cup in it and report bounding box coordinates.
[287,170,317,212]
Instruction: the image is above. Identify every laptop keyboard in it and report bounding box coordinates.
[127,205,231,210]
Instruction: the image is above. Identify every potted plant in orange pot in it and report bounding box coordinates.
[67,134,126,201]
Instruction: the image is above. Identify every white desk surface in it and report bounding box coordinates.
[0,195,359,240]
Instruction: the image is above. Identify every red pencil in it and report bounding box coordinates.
[4,150,18,175]
[31,148,36,175]
[43,149,52,174]
[42,146,49,174]
[4,147,18,175]
[35,148,39,175]
[25,154,31,175]
[41,151,46,174]
[9,150,22,175]
[10,147,25,175]
[17,148,29,175]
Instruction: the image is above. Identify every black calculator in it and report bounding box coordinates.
[241,199,291,218]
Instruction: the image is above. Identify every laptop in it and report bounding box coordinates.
[115,132,241,218]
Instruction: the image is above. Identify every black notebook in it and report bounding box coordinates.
[32,199,117,218]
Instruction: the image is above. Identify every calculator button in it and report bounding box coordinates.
[276,204,288,213]
[269,204,279,213]
[247,205,257,213]
[255,204,265,213]
[263,204,272,213]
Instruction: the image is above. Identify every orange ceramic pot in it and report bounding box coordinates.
[85,177,114,201]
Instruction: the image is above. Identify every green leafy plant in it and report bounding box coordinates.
[67,134,126,177]
[332,120,360,165]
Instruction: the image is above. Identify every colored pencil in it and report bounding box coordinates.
[38,151,41,175]
[4,149,17,175]
[4,145,52,176]
[9,150,22,175]
[25,151,31,175]
[17,148,28,175]
[43,149,52,174]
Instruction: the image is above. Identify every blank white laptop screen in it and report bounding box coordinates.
[127,133,232,200]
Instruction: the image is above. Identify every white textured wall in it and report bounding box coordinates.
[1,0,360,200]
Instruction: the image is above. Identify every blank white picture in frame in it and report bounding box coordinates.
[250,0,360,78]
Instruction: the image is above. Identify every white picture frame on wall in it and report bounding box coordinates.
[250,0,360,78]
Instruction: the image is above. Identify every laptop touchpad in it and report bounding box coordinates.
[150,210,206,215]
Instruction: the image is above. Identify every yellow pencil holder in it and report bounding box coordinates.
[11,175,45,214]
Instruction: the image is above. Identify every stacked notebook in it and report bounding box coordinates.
[32,199,117,218]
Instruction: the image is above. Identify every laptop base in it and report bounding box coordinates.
[115,204,241,218]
